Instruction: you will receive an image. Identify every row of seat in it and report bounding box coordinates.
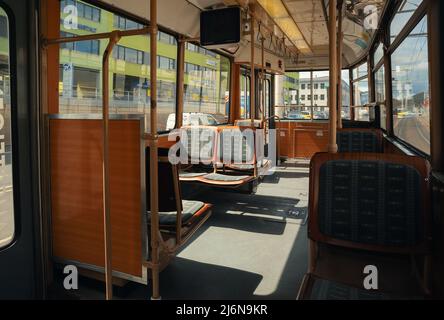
[175,125,272,187]
[298,128,432,299]
[145,122,272,257]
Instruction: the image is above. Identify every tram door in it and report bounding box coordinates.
[0,0,41,299]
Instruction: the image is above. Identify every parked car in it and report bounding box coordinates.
[285,111,306,120]
[166,112,219,130]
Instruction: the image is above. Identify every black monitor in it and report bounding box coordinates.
[200,7,241,47]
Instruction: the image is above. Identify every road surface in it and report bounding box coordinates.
[394,115,430,154]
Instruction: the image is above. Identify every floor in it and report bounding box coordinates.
[49,159,311,300]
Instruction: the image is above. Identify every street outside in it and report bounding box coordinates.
[394,113,430,154]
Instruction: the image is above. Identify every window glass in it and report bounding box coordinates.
[375,66,385,103]
[59,0,177,132]
[392,16,430,154]
[353,79,369,106]
[353,62,368,79]
[390,0,423,43]
[283,72,299,105]
[375,65,386,130]
[183,45,230,127]
[0,7,14,248]
[341,69,351,120]
[374,43,384,65]
[239,70,250,119]
[61,0,101,23]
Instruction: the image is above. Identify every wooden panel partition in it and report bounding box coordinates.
[50,118,144,278]
[276,121,330,159]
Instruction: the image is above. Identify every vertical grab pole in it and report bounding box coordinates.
[261,35,265,123]
[250,12,255,123]
[310,71,313,121]
[102,31,120,300]
[328,0,338,153]
[177,37,185,129]
[337,0,343,129]
[149,0,161,300]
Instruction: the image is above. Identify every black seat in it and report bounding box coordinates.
[146,147,212,239]
[318,159,423,246]
[298,152,432,299]
[148,200,205,226]
[337,130,382,153]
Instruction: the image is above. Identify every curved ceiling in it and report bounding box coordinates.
[101,0,388,70]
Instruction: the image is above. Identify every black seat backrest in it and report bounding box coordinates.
[146,147,181,212]
[317,159,423,246]
[337,130,382,153]
[309,153,431,253]
[217,127,256,165]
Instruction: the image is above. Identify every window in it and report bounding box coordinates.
[390,0,424,43]
[353,62,368,79]
[58,6,177,132]
[186,43,199,52]
[352,62,370,121]
[307,83,312,89]
[301,95,305,100]
[0,7,14,248]
[353,80,369,106]
[158,31,177,45]
[114,15,143,30]
[314,95,318,101]
[341,69,351,120]
[391,16,429,154]
[0,15,7,38]
[113,45,148,65]
[320,83,325,89]
[375,67,386,122]
[308,95,311,101]
[184,45,230,125]
[314,83,318,90]
[374,43,384,65]
[375,66,386,130]
[60,32,100,55]
[320,94,325,101]
[301,83,305,90]
[61,0,101,23]
[239,69,250,119]
[157,56,175,71]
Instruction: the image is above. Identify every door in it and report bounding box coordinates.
[0,0,42,299]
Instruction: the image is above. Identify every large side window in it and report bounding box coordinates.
[390,0,424,43]
[0,7,14,248]
[183,44,230,126]
[351,62,370,121]
[59,0,177,133]
[391,16,429,154]
[375,65,386,130]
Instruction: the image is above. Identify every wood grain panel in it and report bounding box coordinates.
[50,119,143,277]
[293,129,329,159]
[277,122,330,158]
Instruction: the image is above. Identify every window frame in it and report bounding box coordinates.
[0,3,16,250]
[182,41,232,127]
